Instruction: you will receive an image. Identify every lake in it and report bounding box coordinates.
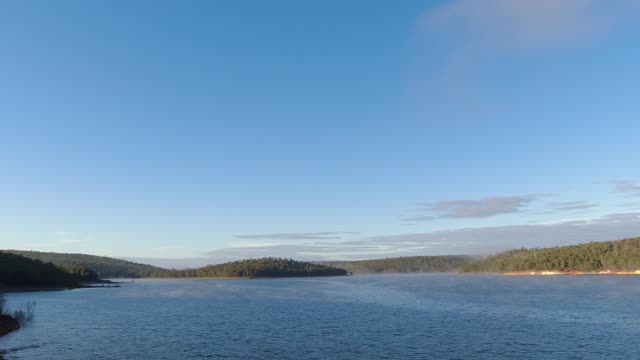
[2,274,640,359]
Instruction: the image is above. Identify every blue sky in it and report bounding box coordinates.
[1,0,640,266]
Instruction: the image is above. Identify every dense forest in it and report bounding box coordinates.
[1,252,347,281]
[463,237,640,273]
[5,250,167,278]
[160,258,348,278]
[318,255,474,274]
[0,252,87,289]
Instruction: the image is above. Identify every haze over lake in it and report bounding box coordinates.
[3,275,640,359]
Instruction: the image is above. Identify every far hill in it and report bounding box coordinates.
[4,250,168,278]
[318,255,474,274]
[161,258,348,278]
[0,252,83,289]
[463,237,640,273]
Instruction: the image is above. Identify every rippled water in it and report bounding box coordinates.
[2,274,640,359]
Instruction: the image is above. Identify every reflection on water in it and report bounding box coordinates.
[2,274,640,359]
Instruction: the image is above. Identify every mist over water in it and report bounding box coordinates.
[2,275,640,359]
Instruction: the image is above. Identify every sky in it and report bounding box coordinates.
[1,0,640,267]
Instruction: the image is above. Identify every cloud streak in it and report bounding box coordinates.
[612,180,640,196]
[129,212,640,267]
[363,212,640,255]
[412,0,640,120]
[405,195,537,221]
[235,232,358,241]
[432,196,536,218]
[421,0,639,51]
[549,201,597,211]
[210,212,640,261]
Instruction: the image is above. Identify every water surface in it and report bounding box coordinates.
[2,274,640,359]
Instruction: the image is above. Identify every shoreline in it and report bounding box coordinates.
[142,274,350,281]
[5,272,639,294]
[0,315,20,338]
[1,275,351,294]
[502,270,640,276]
[109,271,640,279]
[1,282,122,294]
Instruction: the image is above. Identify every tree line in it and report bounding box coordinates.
[2,252,349,280]
[0,252,85,288]
[4,250,167,278]
[463,237,640,272]
[318,255,474,274]
[158,258,348,278]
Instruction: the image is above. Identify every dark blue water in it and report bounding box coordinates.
[2,274,640,359]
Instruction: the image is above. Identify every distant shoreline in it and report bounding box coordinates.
[501,270,640,276]
[2,282,121,294]
[144,274,350,281]
[8,271,640,294]
[2,276,349,293]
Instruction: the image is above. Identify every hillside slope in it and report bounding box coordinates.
[0,252,81,289]
[162,258,348,278]
[463,237,640,273]
[318,255,474,274]
[4,250,167,278]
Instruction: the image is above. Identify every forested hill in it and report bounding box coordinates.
[4,250,168,278]
[3,252,346,279]
[463,237,640,273]
[0,252,88,289]
[317,255,474,274]
[160,258,348,278]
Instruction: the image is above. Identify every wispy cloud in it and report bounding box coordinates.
[405,195,537,221]
[421,0,638,51]
[203,212,640,262]
[611,180,640,196]
[402,215,436,222]
[619,202,640,209]
[206,244,379,260]
[234,232,358,241]
[128,212,640,267]
[59,238,90,244]
[54,230,92,244]
[361,212,640,255]
[412,0,640,118]
[549,201,597,211]
[432,195,537,218]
